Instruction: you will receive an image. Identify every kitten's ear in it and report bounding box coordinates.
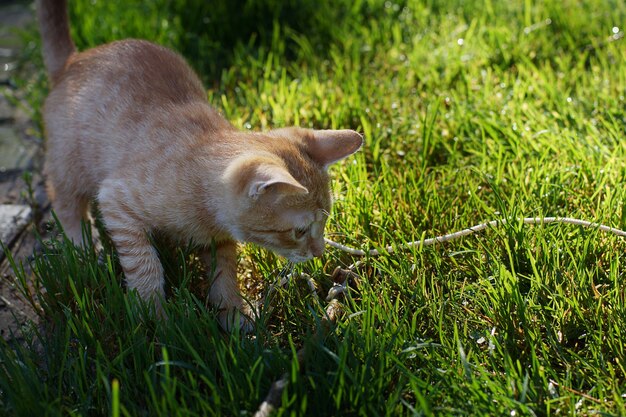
[307,129,363,168]
[225,156,308,200]
[247,164,309,200]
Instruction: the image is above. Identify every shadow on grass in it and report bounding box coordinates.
[67,0,395,82]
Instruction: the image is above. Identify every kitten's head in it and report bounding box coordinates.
[223,128,362,263]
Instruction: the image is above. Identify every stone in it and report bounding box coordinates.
[0,204,31,250]
[0,93,12,121]
[0,126,35,171]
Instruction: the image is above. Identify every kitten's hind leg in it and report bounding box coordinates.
[49,184,91,245]
[98,180,165,313]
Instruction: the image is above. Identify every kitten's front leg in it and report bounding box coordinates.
[200,241,251,331]
[98,181,165,312]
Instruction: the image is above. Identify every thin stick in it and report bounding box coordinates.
[325,217,626,256]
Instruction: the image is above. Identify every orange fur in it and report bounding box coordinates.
[37,0,362,330]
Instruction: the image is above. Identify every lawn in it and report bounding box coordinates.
[2,0,626,415]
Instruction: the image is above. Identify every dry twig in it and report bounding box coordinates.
[325,216,626,256]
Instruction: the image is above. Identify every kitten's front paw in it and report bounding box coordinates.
[217,308,255,333]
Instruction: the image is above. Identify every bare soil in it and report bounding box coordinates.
[0,1,49,341]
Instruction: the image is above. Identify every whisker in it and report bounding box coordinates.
[277,261,294,278]
[325,231,347,238]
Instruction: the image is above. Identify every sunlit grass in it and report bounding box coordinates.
[2,0,626,415]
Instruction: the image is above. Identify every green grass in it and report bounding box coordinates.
[3,0,626,415]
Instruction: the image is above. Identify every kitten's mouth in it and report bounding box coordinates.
[278,252,313,264]
[261,243,313,263]
[286,253,313,264]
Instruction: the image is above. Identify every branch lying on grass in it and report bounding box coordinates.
[254,268,350,417]
[325,216,626,256]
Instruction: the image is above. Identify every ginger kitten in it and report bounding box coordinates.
[37,0,362,329]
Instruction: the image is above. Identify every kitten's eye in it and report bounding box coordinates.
[293,226,309,240]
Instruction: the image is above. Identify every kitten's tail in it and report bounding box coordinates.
[36,0,76,84]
